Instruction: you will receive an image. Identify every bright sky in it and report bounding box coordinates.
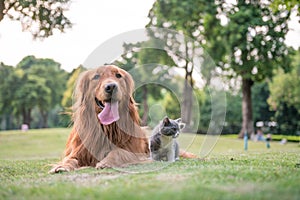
[0,0,299,72]
[0,0,155,72]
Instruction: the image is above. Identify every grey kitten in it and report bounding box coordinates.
[150,117,185,162]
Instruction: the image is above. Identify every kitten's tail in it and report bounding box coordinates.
[179,149,198,158]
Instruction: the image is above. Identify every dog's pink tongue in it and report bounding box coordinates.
[98,101,120,125]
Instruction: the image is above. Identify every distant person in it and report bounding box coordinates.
[266,134,272,141]
[256,128,265,141]
[280,138,287,145]
[21,124,29,132]
[266,133,272,148]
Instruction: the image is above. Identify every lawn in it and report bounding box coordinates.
[0,128,299,200]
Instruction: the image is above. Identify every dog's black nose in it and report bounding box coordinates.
[105,83,117,94]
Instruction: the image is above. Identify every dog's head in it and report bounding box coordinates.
[74,65,135,125]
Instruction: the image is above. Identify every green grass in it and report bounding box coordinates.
[224,134,300,143]
[0,128,299,200]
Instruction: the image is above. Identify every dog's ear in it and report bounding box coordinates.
[124,71,135,95]
[74,70,90,104]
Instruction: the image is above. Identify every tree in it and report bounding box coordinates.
[15,56,68,128]
[0,0,72,38]
[62,65,85,109]
[137,40,176,125]
[11,68,49,127]
[0,63,19,129]
[271,0,300,15]
[1,56,68,129]
[217,0,292,137]
[223,91,242,134]
[268,49,300,134]
[147,0,220,129]
[0,63,14,114]
[251,82,275,123]
[268,49,300,113]
[199,87,242,134]
[115,39,175,126]
[61,65,85,126]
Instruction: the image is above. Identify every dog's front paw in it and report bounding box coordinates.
[49,165,70,174]
[96,160,112,169]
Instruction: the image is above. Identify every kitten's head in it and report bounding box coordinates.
[160,117,185,138]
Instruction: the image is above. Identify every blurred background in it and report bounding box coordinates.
[0,0,299,139]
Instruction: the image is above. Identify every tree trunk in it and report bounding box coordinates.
[239,78,254,138]
[182,78,193,130]
[141,86,149,126]
[0,0,4,22]
[181,64,194,130]
[40,110,48,128]
[22,108,31,128]
[181,40,194,131]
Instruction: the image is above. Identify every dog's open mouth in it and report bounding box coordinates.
[95,97,120,125]
[95,97,105,109]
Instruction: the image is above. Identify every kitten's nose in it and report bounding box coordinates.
[173,132,179,138]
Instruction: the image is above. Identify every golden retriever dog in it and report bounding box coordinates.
[49,65,150,173]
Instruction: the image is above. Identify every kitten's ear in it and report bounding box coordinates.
[163,116,170,125]
[179,122,185,130]
[175,118,182,123]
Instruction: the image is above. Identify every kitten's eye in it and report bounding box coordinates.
[116,73,122,78]
[93,74,100,80]
[172,128,177,131]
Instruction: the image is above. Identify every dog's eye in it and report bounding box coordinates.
[116,73,122,78]
[93,74,100,80]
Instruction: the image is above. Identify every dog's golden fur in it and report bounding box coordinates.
[49,65,149,173]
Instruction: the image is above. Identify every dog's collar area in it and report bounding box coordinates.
[95,97,105,109]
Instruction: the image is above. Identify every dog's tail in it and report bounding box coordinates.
[179,149,198,158]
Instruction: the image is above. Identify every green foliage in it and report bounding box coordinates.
[271,102,300,135]
[270,134,300,142]
[13,72,51,115]
[0,56,68,129]
[252,82,275,123]
[59,65,85,130]
[213,0,293,136]
[61,65,85,108]
[268,50,300,134]
[0,0,72,38]
[116,39,176,125]
[148,0,224,84]
[149,0,217,38]
[223,91,242,134]
[147,0,294,134]
[147,0,222,128]
[0,63,16,114]
[199,87,242,134]
[219,0,292,81]
[271,0,300,15]
[164,92,181,120]
[16,56,68,127]
[268,50,300,113]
